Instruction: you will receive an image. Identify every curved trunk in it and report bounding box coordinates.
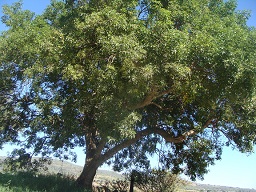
[76,159,100,190]
[74,129,157,190]
[76,130,103,190]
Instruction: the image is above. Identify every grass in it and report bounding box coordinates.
[0,172,89,192]
[1,157,256,192]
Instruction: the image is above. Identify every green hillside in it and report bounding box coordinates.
[0,156,255,192]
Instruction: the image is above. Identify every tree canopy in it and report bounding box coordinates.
[0,0,256,190]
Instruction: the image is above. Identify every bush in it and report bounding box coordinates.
[93,179,129,192]
[2,149,51,173]
[130,169,187,192]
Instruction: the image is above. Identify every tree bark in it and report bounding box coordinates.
[76,160,99,190]
[129,170,135,192]
[76,131,104,190]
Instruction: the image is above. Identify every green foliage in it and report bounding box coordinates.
[130,169,187,192]
[2,149,51,173]
[0,0,255,189]
[95,179,129,192]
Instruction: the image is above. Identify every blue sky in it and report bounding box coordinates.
[0,0,256,190]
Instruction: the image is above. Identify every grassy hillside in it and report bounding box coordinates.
[0,156,122,180]
[0,156,256,192]
[39,158,124,181]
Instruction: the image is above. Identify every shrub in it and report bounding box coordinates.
[130,169,187,192]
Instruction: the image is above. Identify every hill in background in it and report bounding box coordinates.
[44,158,124,181]
[0,156,122,181]
[0,156,255,192]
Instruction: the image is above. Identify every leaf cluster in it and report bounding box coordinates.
[128,169,187,192]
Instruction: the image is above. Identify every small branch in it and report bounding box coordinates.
[131,89,157,110]
[203,118,214,129]
[154,129,196,143]
[138,4,150,19]
[156,88,173,98]
[151,102,163,109]
[155,117,215,144]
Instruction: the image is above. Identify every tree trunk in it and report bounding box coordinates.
[74,129,153,190]
[76,158,100,190]
[75,131,103,191]
[129,171,135,192]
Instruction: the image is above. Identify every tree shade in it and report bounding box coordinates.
[0,0,255,190]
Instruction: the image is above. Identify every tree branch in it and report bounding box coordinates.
[95,137,107,158]
[155,116,215,144]
[131,89,157,110]
[100,117,214,163]
[154,129,196,143]
[101,129,153,162]
[156,88,173,98]
[131,87,172,110]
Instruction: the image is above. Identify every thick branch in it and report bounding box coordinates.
[132,90,157,110]
[101,129,153,162]
[156,88,173,98]
[94,137,107,158]
[101,128,194,162]
[100,117,214,163]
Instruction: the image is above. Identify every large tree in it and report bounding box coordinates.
[0,0,255,190]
